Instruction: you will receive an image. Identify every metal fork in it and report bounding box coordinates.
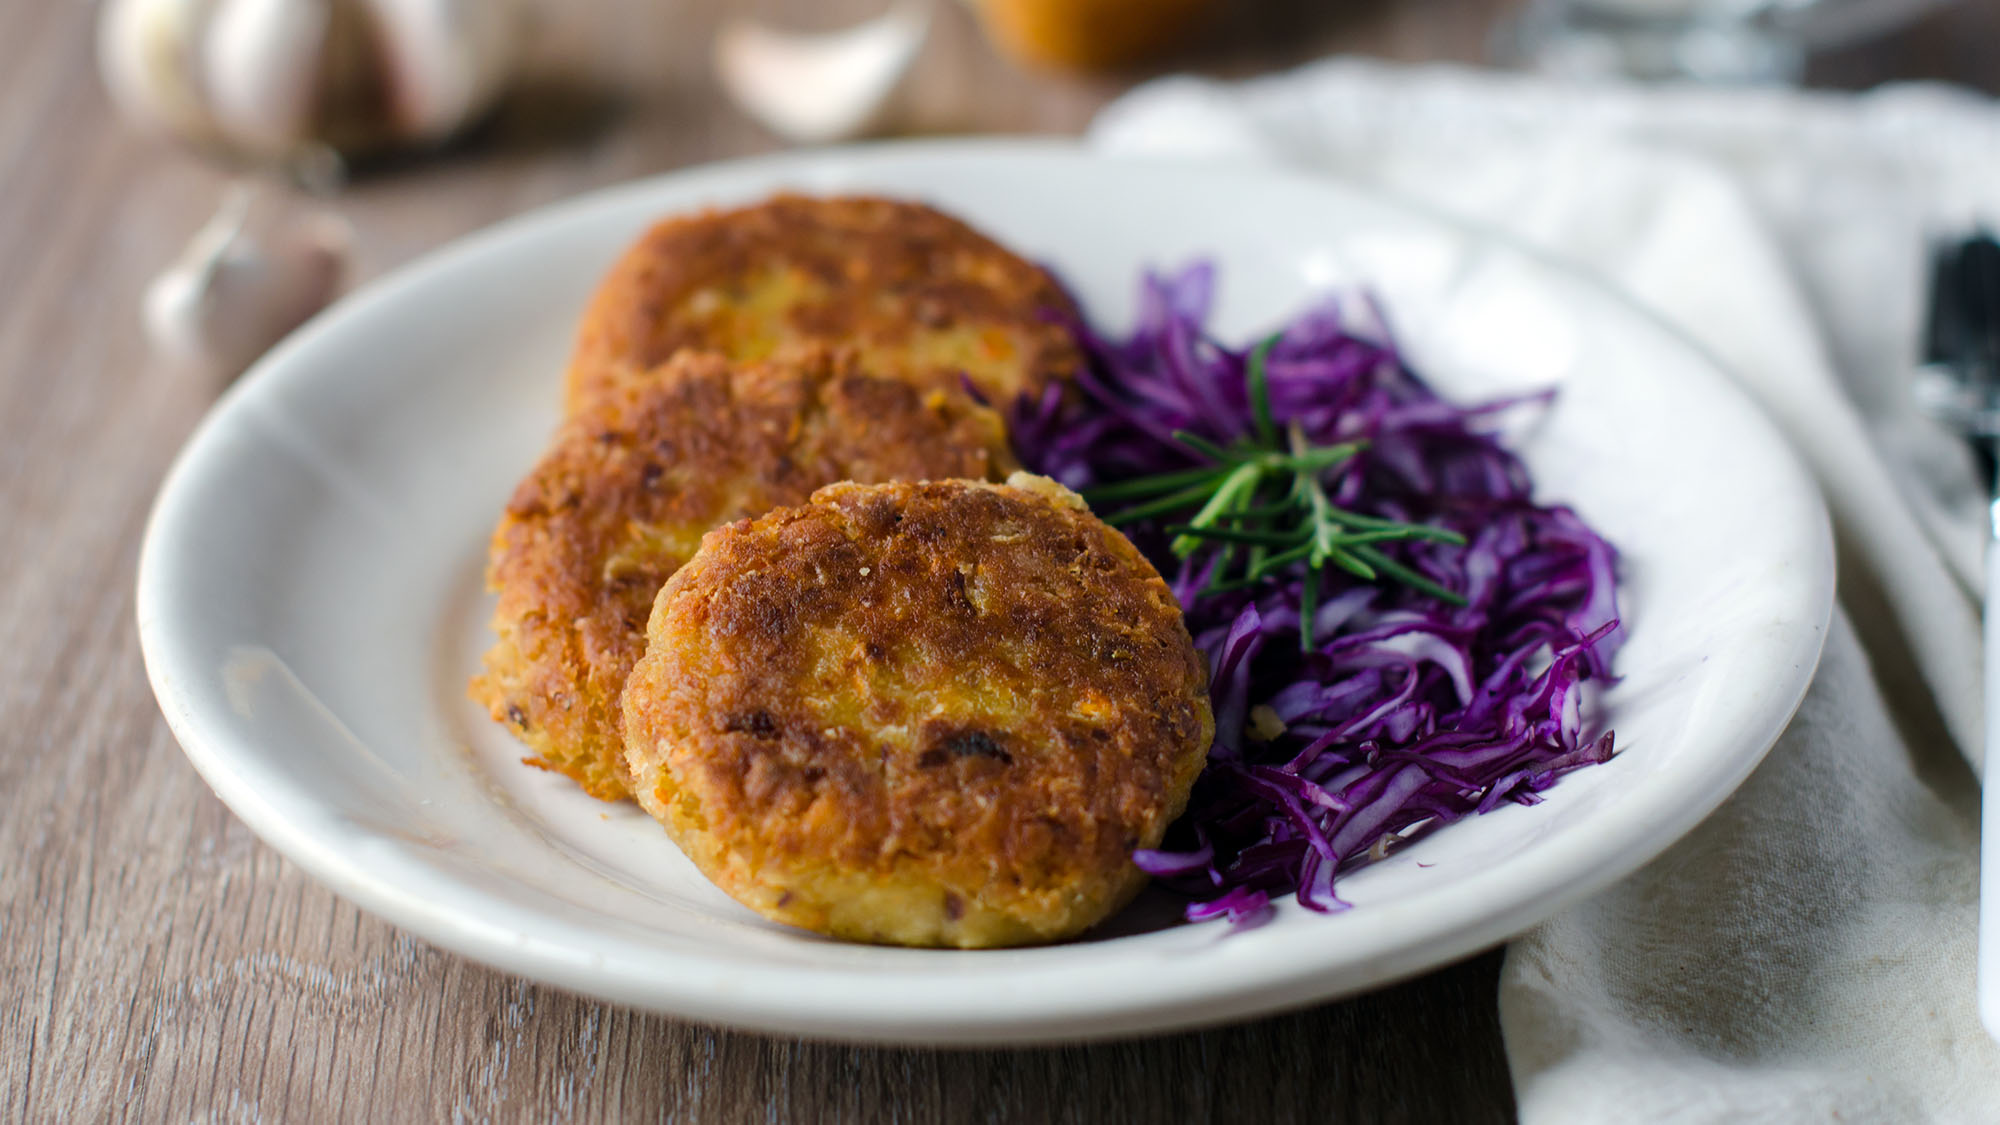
[1912,231,2000,1042]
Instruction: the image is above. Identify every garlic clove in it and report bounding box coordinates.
[99,0,227,149]
[202,0,332,161]
[715,0,931,146]
[145,185,351,376]
[365,0,525,143]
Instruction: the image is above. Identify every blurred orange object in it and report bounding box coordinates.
[972,0,1217,71]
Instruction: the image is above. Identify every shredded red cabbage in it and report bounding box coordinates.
[1012,263,1623,926]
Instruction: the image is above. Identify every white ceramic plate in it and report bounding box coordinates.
[138,140,1833,1045]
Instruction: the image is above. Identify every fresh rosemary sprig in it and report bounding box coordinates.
[1081,333,1469,648]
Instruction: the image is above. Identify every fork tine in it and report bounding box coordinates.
[1926,236,1964,369]
[1962,235,2000,378]
[1928,233,2000,379]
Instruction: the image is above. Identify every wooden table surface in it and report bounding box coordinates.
[5,0,1992,1120]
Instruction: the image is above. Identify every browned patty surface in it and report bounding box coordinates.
[472,348,1015,800]
[565,194,1082,414]
[621,475,1214,947]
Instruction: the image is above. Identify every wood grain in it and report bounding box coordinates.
[1,0,1983,1120]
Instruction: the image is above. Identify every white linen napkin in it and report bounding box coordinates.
[1089,60,2000,1122]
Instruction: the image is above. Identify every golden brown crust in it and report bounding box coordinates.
[471,348,1015,800]
[565,194,1082,414]
[621,475,1214,947]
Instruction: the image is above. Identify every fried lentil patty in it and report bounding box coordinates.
[565,194,1082,414]
[621,474,1214,947]
[472,348,1015,800]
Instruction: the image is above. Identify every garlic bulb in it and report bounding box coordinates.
[98,0,524,175]
[145,185,350,375]
[715,1,931,145]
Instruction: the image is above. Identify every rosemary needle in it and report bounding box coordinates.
[1081,466,1229,507]
[1096,338,1470,615]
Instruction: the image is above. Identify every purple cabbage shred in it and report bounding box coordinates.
[1012,263,1624,926]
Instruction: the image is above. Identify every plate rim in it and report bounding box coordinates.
[136,136,1836,1044]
